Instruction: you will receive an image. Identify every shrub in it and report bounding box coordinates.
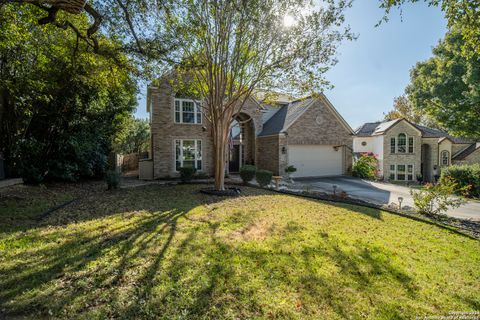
[256,169,273,187]
[179,167,196,182]
[13,138,48,184]
[194,172,209,179]
[352,155,378,180]
[239,165,256,184]
[105,170,120,190]
[410,177,468,216]
[440,164,480,198]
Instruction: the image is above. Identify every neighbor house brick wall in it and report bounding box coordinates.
[382,121,422,181]
[285,99,353,174]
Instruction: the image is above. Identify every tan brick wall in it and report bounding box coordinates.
[256,135,280,174]
[285,99,353,174]
[383,121,422,181]
[150,82,214,178]
[150,80,264,178]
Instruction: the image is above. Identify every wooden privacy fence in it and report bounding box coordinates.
[109,152,149,174]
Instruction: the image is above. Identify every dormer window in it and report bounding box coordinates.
[174,98,202,124]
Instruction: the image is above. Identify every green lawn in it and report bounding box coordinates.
[1,183,479,319]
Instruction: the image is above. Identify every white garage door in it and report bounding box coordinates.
[289,145,343,178]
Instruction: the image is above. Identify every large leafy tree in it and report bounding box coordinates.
[166,0,354,190]
[406,28,480,138]
[113,117,150,154]
[0,0,171,61]
[384,95,424,123]
[384,95,439,128]
[379,0,480,57]
[0,5,137,182]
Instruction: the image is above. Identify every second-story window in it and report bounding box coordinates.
[390,138,396,153]
[397,133,407,153]
[175,98,202,124]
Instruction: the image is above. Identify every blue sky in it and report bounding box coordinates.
[134,0,447,129]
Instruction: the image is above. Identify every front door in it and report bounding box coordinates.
[229,145,240,172]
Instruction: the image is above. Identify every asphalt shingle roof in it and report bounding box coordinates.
[356,119,476,144]
[453,143,479,160]
[258,98,314,136]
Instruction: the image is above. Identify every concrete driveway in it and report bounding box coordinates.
[293,176,480,221]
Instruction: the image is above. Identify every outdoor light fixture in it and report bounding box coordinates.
[398,197,404,210]
[282,146,287,154]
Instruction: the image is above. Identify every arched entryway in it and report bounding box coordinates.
[421,144,431,182]
[228,113,255,173]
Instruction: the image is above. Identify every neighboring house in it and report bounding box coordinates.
[140,78,354,180]
[354,118,480,182]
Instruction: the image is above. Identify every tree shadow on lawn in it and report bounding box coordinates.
[0,184,474,319]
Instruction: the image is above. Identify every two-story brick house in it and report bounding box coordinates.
[353,118,480,182]
[139,78,354,180]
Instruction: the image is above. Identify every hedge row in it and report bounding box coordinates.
[440,164,480,198]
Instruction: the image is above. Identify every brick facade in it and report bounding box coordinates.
[285,99,353,175]
[149,79,353,179]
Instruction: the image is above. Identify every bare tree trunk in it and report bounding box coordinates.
[212,109,232,191]
[213,121,227,191]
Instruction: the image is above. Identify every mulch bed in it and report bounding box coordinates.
[200,187,242,197]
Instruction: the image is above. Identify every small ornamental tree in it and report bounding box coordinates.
[165,0,354,190]
[410,177,468,216]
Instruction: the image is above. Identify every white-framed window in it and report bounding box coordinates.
[175,139,202,171]
[397,164,406,180]
[390,133,414,154]
[174,98,202,124]
[441,150,450,166]
[389,164,395,180]
[389,164,414,181]
[407,164,414,181]
[408,137,414,153]
[397,134,407,153]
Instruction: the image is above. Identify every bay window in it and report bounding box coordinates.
[174,99,202,124]
[175,139,202,171]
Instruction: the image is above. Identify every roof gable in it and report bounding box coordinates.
[259,94,353,136]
